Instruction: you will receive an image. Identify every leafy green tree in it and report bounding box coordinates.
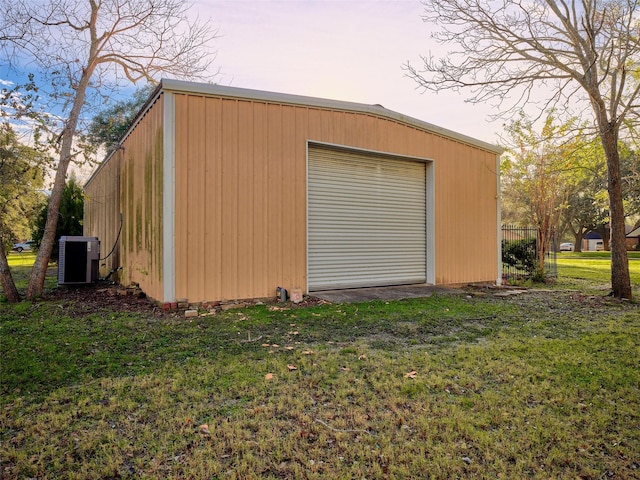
[559,141,639,252]
[0,123,46,302]
[31,175,84,260]
[0,125,46,244]
[621,148,640,218]
[558,138,609,252]
[564,189,609,252]
[83,85,155,151]
[501,114,577,276]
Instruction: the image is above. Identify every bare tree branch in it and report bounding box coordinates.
[407,0,639,298]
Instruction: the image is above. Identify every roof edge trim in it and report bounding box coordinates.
[160,79,503,155]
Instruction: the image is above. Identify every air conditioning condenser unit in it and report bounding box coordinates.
[58,236,100,285]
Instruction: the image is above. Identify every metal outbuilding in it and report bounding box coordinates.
[84,79,503,303]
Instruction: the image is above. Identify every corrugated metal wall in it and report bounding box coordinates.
[84,151,121,279]
[173,96,308,302]
[172,94,499,302]
[84,96,165,301]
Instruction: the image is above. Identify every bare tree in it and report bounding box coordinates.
[406,0,639,299]
[0,0,217,299]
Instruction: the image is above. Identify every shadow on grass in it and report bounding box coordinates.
[1,295,517,401]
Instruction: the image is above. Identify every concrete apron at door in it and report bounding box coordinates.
[312,284,464,303]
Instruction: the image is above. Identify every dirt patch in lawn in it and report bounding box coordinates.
[36,274,636,323]
[46,283,171,317]
[44,282,330,318]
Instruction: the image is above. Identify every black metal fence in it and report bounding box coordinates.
[501,225,557,279]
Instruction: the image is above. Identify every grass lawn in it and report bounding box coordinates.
[3,251,38,268]
[1,253,639,479]
[554,251,640,296]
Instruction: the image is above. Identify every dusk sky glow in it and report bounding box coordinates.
[1,0,511,146]
[194,0,504,144]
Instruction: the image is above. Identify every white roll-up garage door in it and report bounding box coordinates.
[308,145,426,291]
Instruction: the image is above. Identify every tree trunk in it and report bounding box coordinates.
[26,67,94,299]
[593,224,608,251]
[536,225,549,275]
[26,154,70,298]
[572,229,584,253]
[600,128,632,299]
[0,244,20,302]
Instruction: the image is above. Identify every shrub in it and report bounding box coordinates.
[502,238,537,274]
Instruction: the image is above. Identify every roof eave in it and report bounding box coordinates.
[161,79,503,155]
[85,79,504,190]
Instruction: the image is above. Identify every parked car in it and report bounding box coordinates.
[595,241,604,251]
[12,240,35,253]
[559,242,574,252]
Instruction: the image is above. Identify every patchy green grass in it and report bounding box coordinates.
[1,296,515,401]
[555,251,640,297]
[558,251,640,260]
[2,283,639,478]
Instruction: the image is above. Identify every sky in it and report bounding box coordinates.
[193,0,504,145]
[0,0,506,147]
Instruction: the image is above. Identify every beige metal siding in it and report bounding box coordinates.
[434,144,498,284]
[85,97,165,301]
[84,151,122,279]
[174,97,308,302]
[172,94,498,302]
[308,146,427,290]
[121,97,164,300]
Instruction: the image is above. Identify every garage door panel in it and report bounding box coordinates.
[308,146,426,291]
[311,220,426,229]
[310,201,425,213]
